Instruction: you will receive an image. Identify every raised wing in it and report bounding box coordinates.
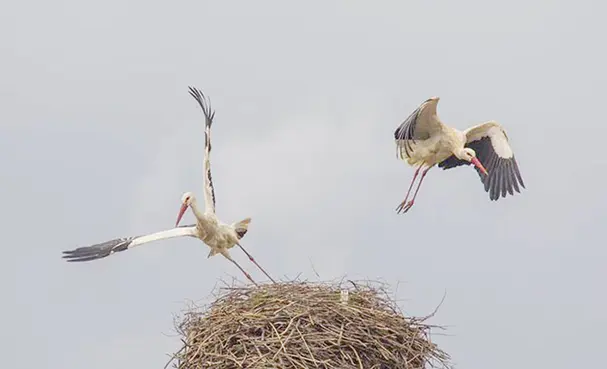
[438,121,525,200]
[62,225,197,262]
[188,86,217,214]
[394,97,444,159]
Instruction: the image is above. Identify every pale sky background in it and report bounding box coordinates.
[2,1,606,368]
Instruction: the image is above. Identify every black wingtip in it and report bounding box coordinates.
[62,250,104,262]
[63,255,105,262]
[394,105,426,159]
[62,248,86,255]
[187,85,215,127]
[62,237,133,263]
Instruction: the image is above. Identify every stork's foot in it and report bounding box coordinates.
[245,272,258,286]
[395,200,414,214]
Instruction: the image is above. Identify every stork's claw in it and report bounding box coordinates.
[395,202,404,213]
[244,272,258,286]
[395,200,414,214]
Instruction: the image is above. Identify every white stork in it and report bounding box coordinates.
[63,86,276,286]
[394,96,525,213]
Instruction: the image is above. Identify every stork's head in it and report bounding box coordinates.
[456,148,489,175]
[175,191,195,227]
[181,191,194,205]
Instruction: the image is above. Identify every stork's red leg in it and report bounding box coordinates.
[220,251,259,286]
[236,243,276,284]
[398,165,434,214]
[396,163,423,213]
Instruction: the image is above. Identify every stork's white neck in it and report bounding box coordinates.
[453,147,468,161]
[451,130,471,161]
[189,196,206,222]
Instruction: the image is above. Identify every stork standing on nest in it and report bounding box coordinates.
[62,86,276,286]
[394,96,525,214]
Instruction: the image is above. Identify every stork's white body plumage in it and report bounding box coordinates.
[175,192,251,261]
[394,97,525,213]
[63,86,275,286]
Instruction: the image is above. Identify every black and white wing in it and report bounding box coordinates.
[188,86,217,214]
[394,97,444,159]
[62,225,197,262]
[438,121,525,200]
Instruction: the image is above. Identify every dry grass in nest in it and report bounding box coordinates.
[169,280,451,369]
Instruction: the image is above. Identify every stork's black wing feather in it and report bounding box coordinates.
[62,224,197,263]
[394,106,421,158]
[394,98,443,160]
[62,237,136,262]
[188,86,217,212]
[438,136,525,201]
[437,155,469,170]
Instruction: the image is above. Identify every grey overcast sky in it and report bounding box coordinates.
[2,0,605,368]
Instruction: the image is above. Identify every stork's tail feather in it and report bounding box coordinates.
[233,217,251,239]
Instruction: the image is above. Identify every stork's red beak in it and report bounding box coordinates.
[175,203,188,227]
[471,157,489,176]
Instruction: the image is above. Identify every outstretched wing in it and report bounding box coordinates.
[62,225,197,262]
[438,121,525,200]
[188,86,217,214]
[394,97,444,159]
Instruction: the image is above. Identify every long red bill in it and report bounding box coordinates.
[471,157,489,176]
[175,203,188,227]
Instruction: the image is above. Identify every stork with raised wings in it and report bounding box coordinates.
[394,96,525,214]
[63,86,276,285]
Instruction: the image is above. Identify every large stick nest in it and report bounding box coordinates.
[170,280,451,369]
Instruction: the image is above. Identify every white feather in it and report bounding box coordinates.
[129,227,197,249]
[464,120,514,159]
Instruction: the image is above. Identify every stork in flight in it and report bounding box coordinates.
[62,86,276,286]
[394,96,525,213]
